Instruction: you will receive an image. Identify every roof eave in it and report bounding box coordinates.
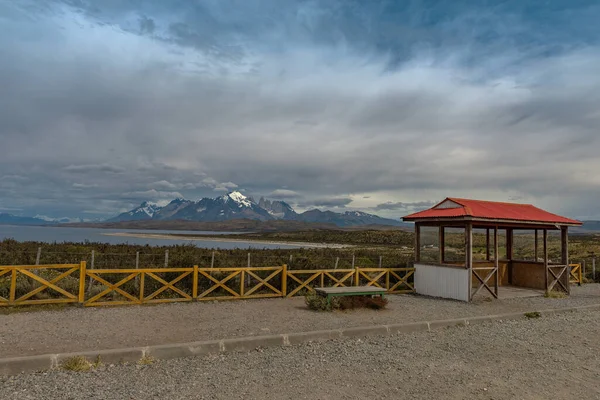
[402,215,582,227]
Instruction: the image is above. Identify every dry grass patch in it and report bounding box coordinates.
[61,356,93,372]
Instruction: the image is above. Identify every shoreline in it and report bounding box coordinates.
[102,232,352,249]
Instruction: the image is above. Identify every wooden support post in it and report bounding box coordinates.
[78,261,87,304]
[507,228,513,259]
[414,223,421,263]
[534,230,538,261]
[561,226,570,295]
[494,226,499,296]
[35,247,42,265]
[164,250,169,268]
[281,264,287,297]
[351,254,355,269]
[544,229,549,293]
[486,229,490,261]
[334,257,339,269]
[289,254,293,266]
[192,265,198,300]
[440,226,445,264]
[507,228,513,284]
[211,251,215,268]
[378,256,382,269]
[87,250,95,295]
[466,223,473,301]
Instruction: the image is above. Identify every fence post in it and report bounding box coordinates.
[354,267,359,286]
[164,250,169,268]
[246,252,251,288]
[211,252,215,268]
[35,247,41,265]
[240,270,245,297]
[193,265,199,300]
[351,254,355,269]
[281,264,287,297]
[379,256,383,269]
[78,261,87,305]
[334,257,339,269]
[289,254,293,266]
[87,250,95,295]
[135,252,140,290]
[9,269,17,303]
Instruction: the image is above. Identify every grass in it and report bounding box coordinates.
[137,355,155,366]
[545,290,567,299]
[61,356,93,372]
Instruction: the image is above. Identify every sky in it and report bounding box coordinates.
[1,0,600,221]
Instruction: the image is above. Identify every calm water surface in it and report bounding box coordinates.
[0,225,302,249]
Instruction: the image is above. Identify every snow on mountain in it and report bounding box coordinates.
[224,191,253,208]
[106,191,403,227]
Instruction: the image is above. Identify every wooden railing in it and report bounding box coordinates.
[0,263,416,307]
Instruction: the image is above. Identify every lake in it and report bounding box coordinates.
[0,225,303,249]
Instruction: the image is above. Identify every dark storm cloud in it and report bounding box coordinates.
[374,201,437,211]
[1,0,600,219]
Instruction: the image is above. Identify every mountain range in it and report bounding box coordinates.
[107,191,405,227]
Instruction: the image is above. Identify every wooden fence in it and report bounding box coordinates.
[0,263,415,307]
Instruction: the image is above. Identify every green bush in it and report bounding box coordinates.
[305,293,388,311]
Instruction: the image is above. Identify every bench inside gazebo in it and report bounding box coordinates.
[403,198,582,302]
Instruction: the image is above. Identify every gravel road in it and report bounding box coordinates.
[2,309,600,399]
[1,284,599,358]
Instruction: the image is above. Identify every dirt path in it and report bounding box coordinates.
[1,284,599,359]
[2,309,600,399]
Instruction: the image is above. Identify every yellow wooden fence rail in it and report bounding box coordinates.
[0,263,417,307]
[0,263,84,306]
[569,263,582,286]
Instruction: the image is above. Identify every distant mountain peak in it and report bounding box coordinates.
[106,192,403,227]
[224,191,253,207]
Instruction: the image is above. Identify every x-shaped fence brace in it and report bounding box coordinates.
[197,269,243,299]
[0,269,11,303]
[548,265,568,293]
[388,269,415,293]
[471,267,498,300]
[243,269,283,297]
[85,271,140,305]
[0,267,79,304]
[142,271,193,302]
[569,264,581,284]
[286,270,355,297]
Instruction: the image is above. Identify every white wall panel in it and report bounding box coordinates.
[415,263,469,302]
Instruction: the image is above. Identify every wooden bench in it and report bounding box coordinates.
[314,286,387,304]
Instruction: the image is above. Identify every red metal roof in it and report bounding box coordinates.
[403,197,582,226]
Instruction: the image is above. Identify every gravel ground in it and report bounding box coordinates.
[2,309,600,400]
[1,284,599,358]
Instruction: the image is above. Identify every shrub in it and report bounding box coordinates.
[61,356,92,372]
[305,293,331,311]
[305,294,388,311]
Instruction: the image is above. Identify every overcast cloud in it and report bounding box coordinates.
[1,0,600,220]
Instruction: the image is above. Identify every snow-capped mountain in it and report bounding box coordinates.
[107,201,163,222]
[107,191,403,227]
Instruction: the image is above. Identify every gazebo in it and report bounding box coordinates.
[403,198,582,302]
